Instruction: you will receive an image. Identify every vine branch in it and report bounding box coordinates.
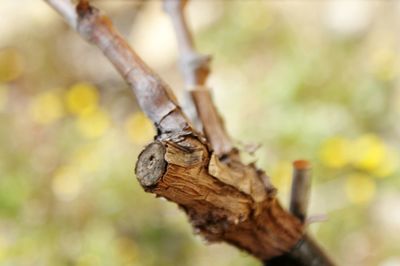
[44,1,336,265]
[164,0,233,155]
[45,0,191,138]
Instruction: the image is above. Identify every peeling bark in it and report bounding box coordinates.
[44,0,337,265]
[136,136,304,260]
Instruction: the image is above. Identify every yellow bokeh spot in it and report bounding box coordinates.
[52,167,82,202]
[237,2,272,33]
[76,109,110,139]
[369,48,397,81]
[77,254,101,266]
[0,85,8,111]
[0,48,25,82]
[319,136,351,168]
[350,134,386,172]
[270,160,292,192]
[345,173,376,204]
[117,237,138,264]
[372,148,399,178]
[72,145,101,173]
[30,91,64,124]
[66,82,99,115]
[0,234,6,260]
[124,112,154,145]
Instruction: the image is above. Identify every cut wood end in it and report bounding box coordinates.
[135,142,167,187]
[293,160,311,171]
[76,0,92,18]
[290,159,312,223]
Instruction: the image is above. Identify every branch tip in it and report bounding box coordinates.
[76,0,93,18]
[293,159,311,171]
[290,159,312,223]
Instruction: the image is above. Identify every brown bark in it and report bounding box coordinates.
[44,0,337,265]
[135,137,303,260]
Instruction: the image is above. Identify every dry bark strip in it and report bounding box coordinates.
[44,0,336,265]
[135,137,303,260]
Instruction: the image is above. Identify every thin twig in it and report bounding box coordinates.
[163,0,209,86]
[45,0,191,137]
[45,0,78,29]
[290,160,312,222]
[164,0,233,155]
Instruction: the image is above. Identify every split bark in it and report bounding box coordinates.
[44,0,336,265]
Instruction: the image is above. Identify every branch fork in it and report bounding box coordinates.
[44,0,335,265]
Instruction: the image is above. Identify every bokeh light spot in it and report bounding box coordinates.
[350,134,386,172]
[124,112,154,145]
[0,48,25,82]
[320,136,351,168]
[0,85,8,111]
[117,237,138,264]
[372,148,399,178]
[270,160,292,193]
[75,109,110,139]
[77,254,101,266]
[369,48,397,82]
[66,82,99,116]
[30,91,64,124]
[52,167,83,202]
[345,173,376,204]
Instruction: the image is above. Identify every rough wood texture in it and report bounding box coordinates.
[136,136,304,260]
[45,1,336,265]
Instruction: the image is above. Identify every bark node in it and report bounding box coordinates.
[135,135,304,260]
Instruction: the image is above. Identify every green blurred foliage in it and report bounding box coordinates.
[0,1,399,266]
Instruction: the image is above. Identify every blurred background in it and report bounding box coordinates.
[1,0,400,265]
